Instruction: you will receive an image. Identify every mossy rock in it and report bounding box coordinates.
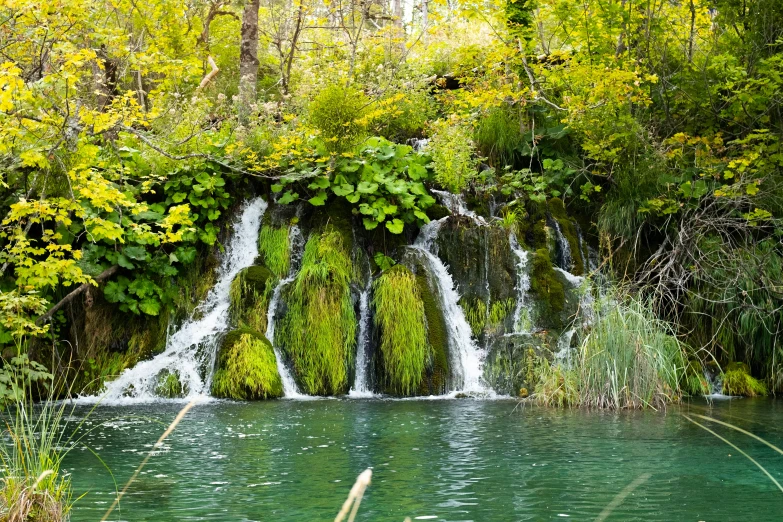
[546,198,585,276]
[155,369,188,398]
[426,203,450,221]
[434,216,516,322]
[485,332,550,395]
[230,265,274,332]
[529,248,566,331]
[212,328,283,400]
[415,267,450,395]
[722,362,767,397]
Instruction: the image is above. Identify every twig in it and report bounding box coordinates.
[198,56,219,89]
[335,468,372,522]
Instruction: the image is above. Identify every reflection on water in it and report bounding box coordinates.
[63,399,783,521]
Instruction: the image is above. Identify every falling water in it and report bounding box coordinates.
[550,219,572,271]
[509,233,532,334]
[81,198,268,404]
[411,218,489,394]
[266,225,305,398]
[554,329,576,368]
[430,189,487,224]
[349,278,374,397]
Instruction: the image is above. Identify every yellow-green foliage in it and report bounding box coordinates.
[212,330,283,400]
[230,266,275,332]
[533,358,579,407]
[373,265,429,396]
[723,362,767,397]
[308,83,369,151]
[277,228,356,395]
[258,226,291,278]
[429,120,476,193]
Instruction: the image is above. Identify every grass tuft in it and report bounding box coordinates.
[373,265,429,396]
[212,330,283,400]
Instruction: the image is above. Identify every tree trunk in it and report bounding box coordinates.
[239,0,260,116]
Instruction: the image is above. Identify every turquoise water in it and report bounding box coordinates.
[64,398,783,521]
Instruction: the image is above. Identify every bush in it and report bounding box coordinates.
[428,119,476,193]
[211,329,283,400]
[373,265,429,395]
[308,83,369,151]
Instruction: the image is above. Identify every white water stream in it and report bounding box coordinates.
[349,278,374,397]
[509,233,532,334]
[80,198,268,404]
[411,217,489,394]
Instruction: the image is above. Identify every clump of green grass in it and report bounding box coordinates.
[155,369,187,398]
[0,363,73,521]
[373,265,428,396]
[577,293,686,409]
[277,227,356,395]
[722,362,767,397]
[533,357,580,407]
[460,297,487,337]
[258,225,291,278]
[474,106,524,168]
[212,330,283,400]
[531,290,693,409]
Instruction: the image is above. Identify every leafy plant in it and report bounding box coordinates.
[271,137,436,233]
[428,119,476,193]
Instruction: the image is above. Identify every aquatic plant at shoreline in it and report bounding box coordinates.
[373,265,428,395]
[722,362,767,397]
[277,227,356,395]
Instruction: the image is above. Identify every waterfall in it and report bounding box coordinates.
[554,267,595,328]
[430,189,486,225]
[550,219,572,271]
[411,219,489,394]
[349,278,374,397]
[408,138,429,152]
[509,233,532,334]
[81,198,268,404]
[266,225,305,398]
[554,329,576,368]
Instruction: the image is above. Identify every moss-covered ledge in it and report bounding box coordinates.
[211,328,283,400]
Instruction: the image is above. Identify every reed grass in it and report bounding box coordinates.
[373,265,428,396]
[334,469,372,522]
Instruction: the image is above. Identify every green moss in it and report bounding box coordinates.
[230,265,275,332]
[460,297,487,337]
[373,265,429,396]
[258,226,290,278]
[276,226,356,395]
[530,248,565,328]
[416,270,449,394]
[723,362,767,397]
[212,329,283,400]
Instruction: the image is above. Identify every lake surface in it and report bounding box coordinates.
[63,398,783,521]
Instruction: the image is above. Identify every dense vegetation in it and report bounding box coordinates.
[1,0,782,515]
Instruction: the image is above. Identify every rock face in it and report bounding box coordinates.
[211,328,283,400]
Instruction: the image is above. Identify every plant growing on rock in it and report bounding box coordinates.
[212,329,283,400]
[373,265,429,396]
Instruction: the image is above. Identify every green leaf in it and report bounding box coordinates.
[271,184,284,193]
[309,191,327,206]
[357,181,379,194]
[117,254,135,269]
[279,191,299,204]
[139,298,161,316]
[385,218,404,234]
[332,183,355,196]
[346,193,361,204]
[104,281,126,303]
[363,218,380,230]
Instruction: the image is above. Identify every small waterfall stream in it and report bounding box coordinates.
[509,233,532,334]
[266,225,305,398]
[82,198,268,404]
[550,219,572,271]
[349,278,374,397]
[412,218,488,394]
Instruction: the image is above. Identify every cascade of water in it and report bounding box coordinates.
[430,189,486,224]
[509,233,532,334]
[266,225,305,398]
[408,138,430,152]
[411,219,489,394]
[554,329,576,367]
[576,224,589,275]
[550,219,572,271]
[81,198,268,404]
[349,278,374,397]
[554,267,595,328]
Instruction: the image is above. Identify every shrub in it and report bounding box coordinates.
[533,357,579,407]
[308,83,369,151]
[373,265,429,395]
[428,119,476,193]
[474,106,525,168]
[276,227,356,394]
[211,329,283,400]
